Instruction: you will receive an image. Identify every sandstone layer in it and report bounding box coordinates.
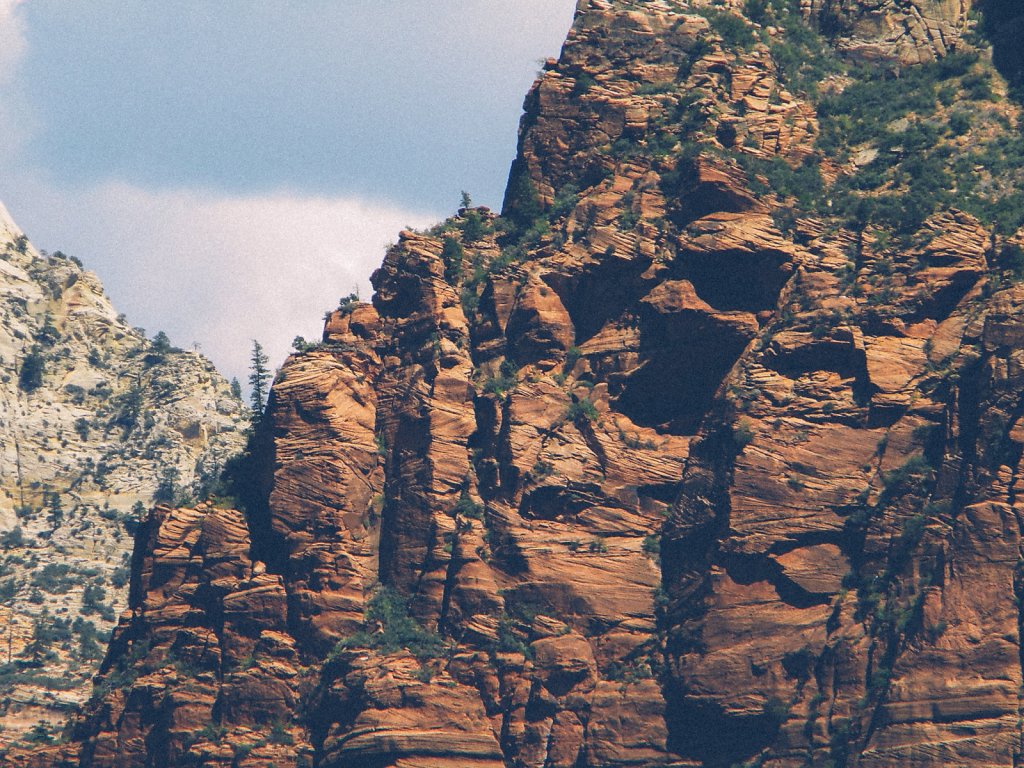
[13,0,1024,766]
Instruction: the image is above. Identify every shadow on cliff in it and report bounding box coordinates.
[977,0,1024,99]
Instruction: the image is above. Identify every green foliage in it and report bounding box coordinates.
[494,613,533,656]
[1,526,25,549]
[744,0,770,24]
[733,418,755,448]
[269,721,295,746]
[154,466,181,505]
[32,564,75,594]
[763,696,791,729]
[81,582,108,616]
[25,723,53,744]
[762,1,842,97]
[642,534,660,556]
[198,724,227,743]
[453,491,484,520]
[503,158,544,232]
[335,586,445,660]
[483,360,519,396]
[697,7,756,49]
[74,617,104,660]
[248,339,270,421]
[738,154,823,209]
[291,336,319,353]
[636,80,676,95]
[18,348,44,392]
[802,49,1024,237]
[571,72,596,96]
[461,210,486,242]
[565,397,599,424]
[110,385,144,434]
[150,330,172,354]
[880,454,933,500]
[440,236,465,283]
[563,345,582,374]
[338,291,360,314]
[531,460,554,479]
[36,313,60,347]
[550,183,580,220]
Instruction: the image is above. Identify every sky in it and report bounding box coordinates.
[0,0,578,386]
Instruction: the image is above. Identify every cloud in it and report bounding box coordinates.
[0,0,26,83]
[0,1,578,392]
[3,179,437,386]
[0,0,34,166]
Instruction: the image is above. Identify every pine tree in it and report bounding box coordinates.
[248,339,270,423]
[230,377,242,400]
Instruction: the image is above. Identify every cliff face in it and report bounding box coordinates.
[18,0,1024,766]
[0,206,247,743]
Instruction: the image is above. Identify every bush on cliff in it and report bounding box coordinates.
[335,586,444,661]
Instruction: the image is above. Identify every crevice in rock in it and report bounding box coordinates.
[663,695,785,768]
[763,334,871,407]
[672,247,792,313]
[518,483,603,521]
[768,530,845,558]
[720,551,834,609]
[545,254,657,344]
[613,306,756,434]
[904,272,983,325]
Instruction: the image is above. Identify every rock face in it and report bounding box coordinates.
[17,0,1024,766]
[0,205,247,744]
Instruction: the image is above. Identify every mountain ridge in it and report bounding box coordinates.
[0,207,247,744]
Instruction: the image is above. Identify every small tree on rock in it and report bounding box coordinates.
[248,340,271,423]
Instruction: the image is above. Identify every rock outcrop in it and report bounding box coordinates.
[15,0,1024,766]
[0,205,246,743]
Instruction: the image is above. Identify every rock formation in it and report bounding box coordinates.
[0,205,247,743]
[12,0,1024,765]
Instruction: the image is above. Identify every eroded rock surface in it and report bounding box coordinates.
[16,0,1024,766]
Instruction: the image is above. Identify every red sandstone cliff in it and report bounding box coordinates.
[13,0,1024,766]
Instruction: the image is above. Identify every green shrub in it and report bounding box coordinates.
[18,348,44,392]
[698,8,756,49]
[733,418,755,448]
[269,721,294,746]
[335,586,444,660]
[440,236,464,283]
[32,564,75,594]
[880,454,932,498]
[338,292,360,314]
[461,210,486,242]
[483,360,519,396]
[571,73,596,96]
[642,534,660,556]
[453,491,483,520]
[565,397,599,424]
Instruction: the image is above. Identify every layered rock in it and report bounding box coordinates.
[18,0,1024,766]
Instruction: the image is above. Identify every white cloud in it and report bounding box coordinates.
[0,0,34,166]
[0,0,26,83]
[4,179,437,387]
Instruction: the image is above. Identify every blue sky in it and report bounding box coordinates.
[0,1,577,384]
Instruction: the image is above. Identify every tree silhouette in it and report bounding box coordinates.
[248,339,270,423]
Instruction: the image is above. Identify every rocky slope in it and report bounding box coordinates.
[0,205,247,744]
[14,0,1024,765]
